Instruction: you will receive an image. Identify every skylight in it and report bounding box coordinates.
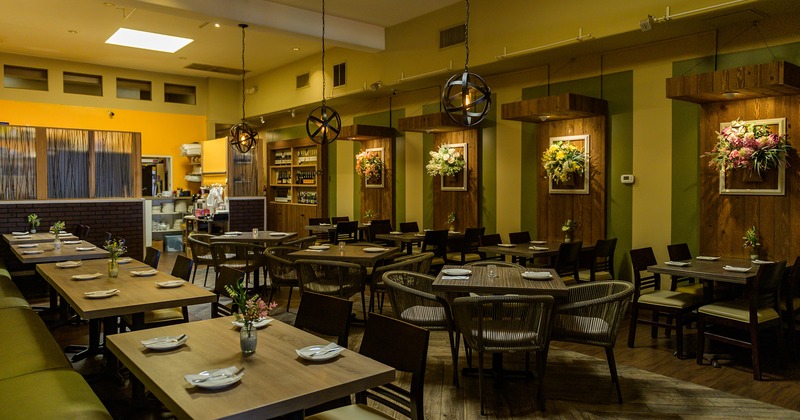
[106,28,193,53]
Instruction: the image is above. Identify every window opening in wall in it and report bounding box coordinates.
[296,72,310,89]
[64,72,103,96]
[164,83,196,104]
[4,65,48,91]
[332,62,346,88]
[117,78,152,100]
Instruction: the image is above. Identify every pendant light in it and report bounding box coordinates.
[229,23,258,154]
[442,0,491,127]
[306,0,341,145]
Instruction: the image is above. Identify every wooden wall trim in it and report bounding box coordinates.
[432,129,480,231]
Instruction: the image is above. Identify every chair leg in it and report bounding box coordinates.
[751,324,761,381]
[478,351,486,416]
[651,311,659,338]
[535,348,548,411]
[190,265,198,284]
[627,306,639,348]
[286,286,294,313]
[448,329,459,387]
[696,314,706,365]
[675,315,684,359]
[360,291,368,320]
[203,267,210,287]
[605,347,623,403]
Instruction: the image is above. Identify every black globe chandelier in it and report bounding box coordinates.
[306,0,341,145]
[229,23,258,154]
[442,0,491,127]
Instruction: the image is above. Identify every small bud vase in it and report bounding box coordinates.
[108,259,119,278]
[53,235,61,250]
[240,323,257,355]
[564,231,573,243]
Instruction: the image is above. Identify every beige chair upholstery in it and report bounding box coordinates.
[295,259,368,318]
[578,238,617,282]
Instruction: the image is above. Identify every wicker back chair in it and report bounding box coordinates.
[264,246,299,313]
[368,252,434,314]
[550,281,634,402]
[187,233,214,286]
[210,241,267,290]
[295,259,367,318]
[283,236,318,249]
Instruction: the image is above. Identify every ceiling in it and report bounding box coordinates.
[0,0,461,79]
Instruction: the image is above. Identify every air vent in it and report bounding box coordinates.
[184,63,244,76]
[440,24,465,49]
[296,72,309,89]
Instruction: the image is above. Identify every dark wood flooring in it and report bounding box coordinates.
[31,247,800,419]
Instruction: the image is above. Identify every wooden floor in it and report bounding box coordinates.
[34,248,800,419]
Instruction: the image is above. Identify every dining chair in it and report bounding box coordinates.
[330,216,350,224]
[550,281,634,403]
[283,236,317,249]
[578,238,617,282]
[121,255,194,330]
[78,224,90,241]
[294,291,353,348]
[421,229,449,274]
[399,221,420,233]
[666,243,704,295]
[628,247,701,359]
[477,233,504,261]
[264,246,299,313]
[782,256,800,351]
[551,241,583,284]
[452,294,555,414]
[210,241,267,290]
[211,267,245,318]
[308,217,330,243]
[144,247,161,268]
[295,259,368,319]
[187,234,215,286]
[331,220,359,244]
[103,232,113,243]
[367,220,392,245]
[508,231,532,264]
[368,252,434,314]
[383,270,460,386]
[304,313,430,420]
[445,227,485,264]
[696,260,787,380]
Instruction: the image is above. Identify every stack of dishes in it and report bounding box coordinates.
[172,219,183,230]
[161,202,175,213]
[152,203,161,214]
[174,201,188,213]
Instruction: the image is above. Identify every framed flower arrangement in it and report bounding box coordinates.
[355,147,384,188]
[544,135,589,194]
[428,143,468,191]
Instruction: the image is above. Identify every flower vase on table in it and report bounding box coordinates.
[564,231,573,243]
[561,219,576,243]
[50,221,65,250]
[743,226,760,262]
[108,259,119,278]
[103,238,127,278]
[240,323,257,355]
[225,278,277,356]
[53,236,61,250]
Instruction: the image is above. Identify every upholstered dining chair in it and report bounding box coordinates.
[578,238,617,282]
[121,255,193,330]
[696,260,787,380]
[552,241,583,284]
[330,216,350,224]
[452,294,555,414]
[331,220,359,244]
[550,281,634,403]
[421,229,449,274]
[666,243,704,295]
[187,233,214,286]
[508,231,531,244]
[399,221,420,233]
[628,247,702,359]
[383,270,459,386]
[368,252,434,314]
[304,313,430,420]
[144,246,161,269]
[478,233,504,261]
[295,259,368,319]
[445,227,485,264]
[264,246,299,313]
[308,217,330,243]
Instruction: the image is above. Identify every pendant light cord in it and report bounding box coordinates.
[321,0,327,108]
[240,24,247,123]
[464,0,470,74]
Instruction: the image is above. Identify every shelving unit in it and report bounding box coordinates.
[185,154,202,183]
[266,138,327,234]
[145,196,193,247]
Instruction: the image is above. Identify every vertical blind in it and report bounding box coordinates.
[0,126,37,200]
[46,128,89,198]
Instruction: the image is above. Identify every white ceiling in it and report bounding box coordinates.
[0,0,461,79]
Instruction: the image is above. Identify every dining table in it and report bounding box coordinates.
[36,258,216,361]
[209,230,298,246]
[304,222,370,242]
[647,256,760,302]
[105,316,395,420]
[9,240,109,264]
[478,240,594,265]
[2,231,78,245]
[287,243,400,267]
[375,230,465,254]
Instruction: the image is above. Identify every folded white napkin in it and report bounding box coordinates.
[529,246,548,251]
[11,231,28,235]
[305,249,325,252]
[665,261,690,267]
[723,265,751,272]
[22,250,43,254]
[752,259,775,264]
[63,240,82,245]
[442,275,470,280]
[696,256,720,261]
[85,289,119,296]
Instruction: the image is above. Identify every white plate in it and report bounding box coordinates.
[11,231,28,235]
[141,334,188,350]
[58,232,71,236]
[308,245,330,250]
[22,250,43,254]
[529,246,548,251]
[18,244,38,248]
[269,232,288,236]
[224,231,242,236]
[696,256,720,261]
[72,273,102,280]
[752,259,775,265]
[84,289,119,298]
[723,265,751,273]
[530,240,547,244]
[389,231,402,234]
[56,261,82,268]
[497,243,515,248]
[76,246,97,251]
[665,261,690,267]
[13,235,31,239]
[62,240,82,245]
[441,268,471,276]
[295,344,345,361]
[363,247,386,253]
[231,318,273,329]
[131,269,158,277]
[116,257,132,264]
[156,280,185,288]
[184,366,243,389]
[522,271,553,280]
[414,233,425,237]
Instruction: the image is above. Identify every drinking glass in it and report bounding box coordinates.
[487,264,497,279]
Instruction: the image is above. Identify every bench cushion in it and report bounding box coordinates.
[0,369,110,419]
[0,307,71,381]
[0,274,30,310]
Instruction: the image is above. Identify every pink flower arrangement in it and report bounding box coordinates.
[705,118,791,174]
[355,150,383,180]
[224,281,278,325]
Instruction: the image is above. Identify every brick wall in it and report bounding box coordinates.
[228,198,266,232]
[0,199,144,273]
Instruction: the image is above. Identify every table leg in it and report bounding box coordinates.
[69,319,102,362]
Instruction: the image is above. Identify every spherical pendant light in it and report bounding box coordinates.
[229,24,258,154]
[306,0,341,145]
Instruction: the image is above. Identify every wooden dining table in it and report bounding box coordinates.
[374,230,465,254]
[2,231,78,245]
[105,316,395,420]
[9,241,109,264]
[304,222,370,242]
[287,243,400,267]
[478,240,594,265]
[209,230,298,246]
[432,264,568,299]
[36,258,216,361]
[647,256,759,301]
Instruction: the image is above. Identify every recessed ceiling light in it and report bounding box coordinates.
[68,30,78,34]
[104,2,115,7]
[214,23,220,28]
[292,47,300,51]
[106,28,193,53]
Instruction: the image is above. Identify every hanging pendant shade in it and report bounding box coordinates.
[306,0,340,145]
[229,24,258,154]
[442,0,491,127]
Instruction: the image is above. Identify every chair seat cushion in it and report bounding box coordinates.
[699,299,780,323]
[675,283,704,295]
[400,305,447,327]
[445,252,483,263]
[122,307,185,326]
[304,403,392,420]
[638,290,700,309]
[780,297,800,312]
[197,254,213,262]
[0,308,71,381]
[552,315,611,342]
[578,269,613,282]
[469,322,541,349]
[0,369,111,419]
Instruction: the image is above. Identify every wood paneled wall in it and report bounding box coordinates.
[432,130,480,231]
[358,138,395,225]
[699,96,800,261]
[536,116,606,244]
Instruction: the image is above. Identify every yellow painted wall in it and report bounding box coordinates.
[0,99,207,192]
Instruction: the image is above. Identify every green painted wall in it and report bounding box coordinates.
[421,103,439,229]
[481,93,498,235]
